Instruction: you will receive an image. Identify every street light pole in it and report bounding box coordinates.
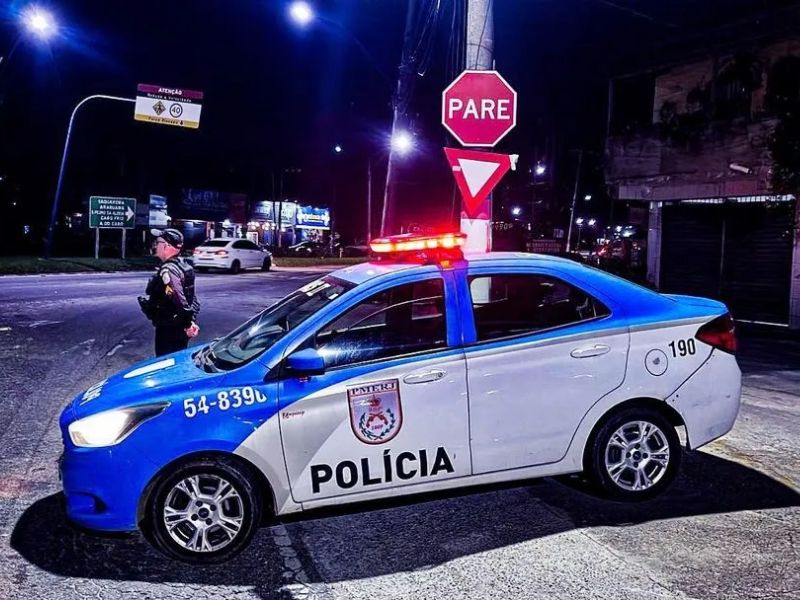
[566,149,583,252]
[45,94,136,258]
[367,158,372,243]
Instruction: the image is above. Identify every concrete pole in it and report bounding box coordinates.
[466,0,494,70]
[461,0,494,252]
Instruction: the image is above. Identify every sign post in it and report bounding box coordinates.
[89,196,137,259]
[442,70,517,252]
[134,84,204,129]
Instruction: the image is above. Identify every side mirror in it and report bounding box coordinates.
[286,348,326,377]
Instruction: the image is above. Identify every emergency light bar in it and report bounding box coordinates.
[369,232,466,263]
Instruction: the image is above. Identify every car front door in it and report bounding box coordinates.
[248,240,266,267]
[461,269,629,474]
[277,273,471,505]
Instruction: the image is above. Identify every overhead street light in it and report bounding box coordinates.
[288,1,314,27]
[391,130,413,155]
[21,5,58,40]
[534,163,546,176]
[333,144,342,154]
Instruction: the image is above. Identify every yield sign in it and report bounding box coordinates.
[444,147,518,218]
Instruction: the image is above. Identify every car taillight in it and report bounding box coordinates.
[192,248,200,256]
[215,250,229,256]
[696,313,737,354]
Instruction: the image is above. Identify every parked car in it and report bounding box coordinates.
[284,240,329,257]
[60,232,740,563]
[342,244,369,257]
[191,238,272,274]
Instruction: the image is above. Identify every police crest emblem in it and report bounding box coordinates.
[348,379,403,444]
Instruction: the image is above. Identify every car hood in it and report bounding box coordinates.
[64,347,226,421]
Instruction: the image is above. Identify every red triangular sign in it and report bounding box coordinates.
[444,148,516,219]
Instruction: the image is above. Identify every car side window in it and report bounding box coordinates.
[232,240,249,249]
[244,241,260,250]
[468,274,610,342]
[313,278,447,369]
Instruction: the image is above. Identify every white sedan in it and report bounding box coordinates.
[191,238,272,274]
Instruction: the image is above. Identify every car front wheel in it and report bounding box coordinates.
[587,407,680,501]
[261,257,271,271]
[143,456,262,564]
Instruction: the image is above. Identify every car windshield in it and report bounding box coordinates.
[203,276,355,370]
[201,240,231,247]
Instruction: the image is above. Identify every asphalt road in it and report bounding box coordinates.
[0,269,797,600]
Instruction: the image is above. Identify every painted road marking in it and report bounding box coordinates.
[106,339,134,357]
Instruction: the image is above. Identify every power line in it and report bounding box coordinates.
[591,0,678,29]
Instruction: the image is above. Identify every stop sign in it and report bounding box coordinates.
[442,70,517,147]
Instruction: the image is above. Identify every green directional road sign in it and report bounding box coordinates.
[89,196,137,229]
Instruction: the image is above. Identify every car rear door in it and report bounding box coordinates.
[460,267,629,474]
[231,240,253,268]
[277,271,471,505]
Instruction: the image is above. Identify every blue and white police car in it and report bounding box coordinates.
[59,232,741,563]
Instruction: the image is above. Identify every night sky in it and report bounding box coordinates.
[1,0,797,250]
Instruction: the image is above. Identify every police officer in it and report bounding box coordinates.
[138,228,200,356]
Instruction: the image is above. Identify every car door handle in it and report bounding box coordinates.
[403,369,446,384]
[570,344,611,359]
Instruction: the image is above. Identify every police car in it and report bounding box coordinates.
[59,232,741,563]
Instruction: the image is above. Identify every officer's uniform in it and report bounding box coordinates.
[140,229,200,356]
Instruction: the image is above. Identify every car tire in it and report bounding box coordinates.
[142,456,262,564]
[196,267,208,273]
[229,260,241,275]
[261,258,271,272]
[586,407,681,501]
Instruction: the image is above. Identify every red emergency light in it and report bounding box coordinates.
[369,232,466,263]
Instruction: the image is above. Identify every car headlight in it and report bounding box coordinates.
[68,402,168,448]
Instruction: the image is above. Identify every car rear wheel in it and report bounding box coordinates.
[261,258,271,271]
[229,260,241,274]
[587,407,680,501]
[143,456,261,564]
[196,267,208,273]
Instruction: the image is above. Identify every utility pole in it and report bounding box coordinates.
[566,149,583,252]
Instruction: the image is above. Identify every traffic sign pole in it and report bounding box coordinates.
[442,69,517,253]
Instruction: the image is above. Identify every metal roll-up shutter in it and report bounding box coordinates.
[660,203,724,299]
[720,201,794,323]
[660,199,794,324]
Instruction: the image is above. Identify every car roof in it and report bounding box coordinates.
[329,251,669,309]
[200,238,238,244]
[330,252,591,284]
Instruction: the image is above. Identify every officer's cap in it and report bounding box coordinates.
[151,228,184,249]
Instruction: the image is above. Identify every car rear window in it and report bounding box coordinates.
[201,240,231,247]
[468,273,610,341]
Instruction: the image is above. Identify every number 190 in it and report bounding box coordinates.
[669,339,696,357]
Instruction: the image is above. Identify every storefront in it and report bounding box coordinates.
[171,189,248,248]
[247,201,330,247]
[294,205,331,243]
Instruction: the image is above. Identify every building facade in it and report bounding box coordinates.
[605,39,800,327]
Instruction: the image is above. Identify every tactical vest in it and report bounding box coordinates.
[146,257,199,324]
